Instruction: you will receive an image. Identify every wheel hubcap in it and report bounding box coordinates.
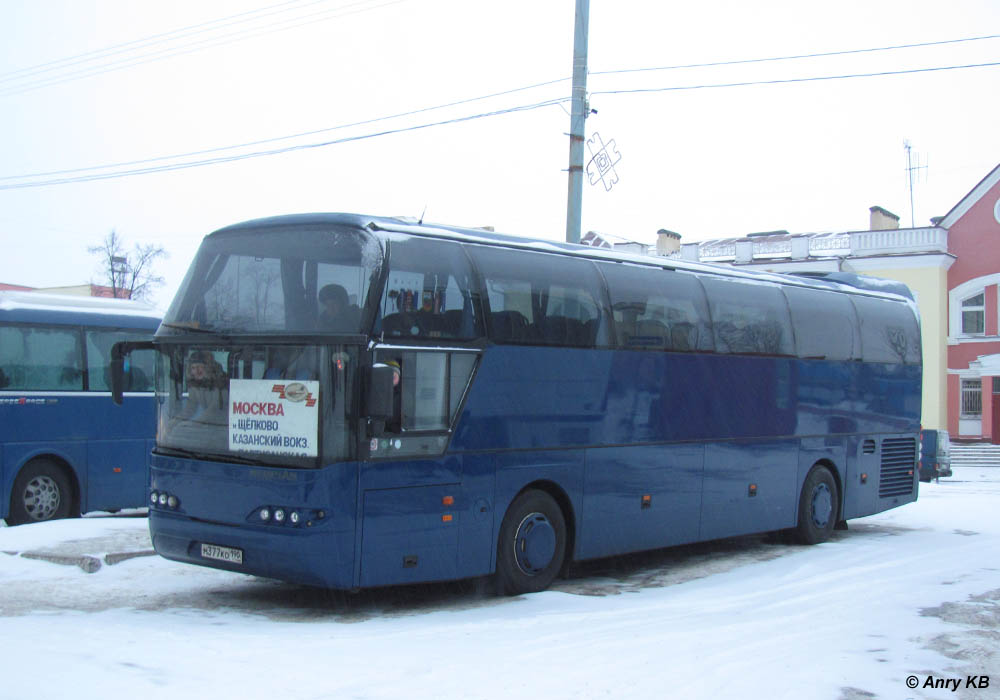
[23,475,61,521]
[810,483,833,529]
[513,512,556,576]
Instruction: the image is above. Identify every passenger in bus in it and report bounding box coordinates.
[319,284,361,333]
[183,350,227,420]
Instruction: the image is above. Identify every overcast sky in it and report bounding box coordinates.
[1,0,998,309]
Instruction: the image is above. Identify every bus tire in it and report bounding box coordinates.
[496,490,567,596]
[7,459,73,526]
[794,465,837,545]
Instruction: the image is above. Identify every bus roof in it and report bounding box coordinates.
[0,291,162,328]
[209,213,915,304]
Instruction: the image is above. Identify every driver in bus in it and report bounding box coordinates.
[318,284,361,333]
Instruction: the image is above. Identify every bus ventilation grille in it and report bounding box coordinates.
[879,437,916,498]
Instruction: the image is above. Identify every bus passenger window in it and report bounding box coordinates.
[600,264,713,352]
[470,247,610,348]
[0,325,83,390]
[701,277,794,356]
[377,237,482,340]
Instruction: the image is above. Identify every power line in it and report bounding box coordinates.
[3,44,998,189]
[590,33,1000,77]
[0,0,320,84]
[0,0,405,98]
[590,61,1000,97]
[0,76,569,182]
[0,98,570,190]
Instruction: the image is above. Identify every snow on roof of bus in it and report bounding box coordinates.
[0,290,161,318]
[208,213,914,304]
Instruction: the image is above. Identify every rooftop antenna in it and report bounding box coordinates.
[904,140,928,228]
[418,205,427,225]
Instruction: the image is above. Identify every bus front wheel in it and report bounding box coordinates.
[795,465,838,545]
[496,490,567,596]
[7,459,73,526]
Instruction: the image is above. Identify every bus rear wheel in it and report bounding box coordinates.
[7,459,72,526]
[794,465,838,545]
[496,490,567,596]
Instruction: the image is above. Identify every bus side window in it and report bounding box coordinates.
[783,286,859,361]
[0,324,83,390]
[600,264,713,352]
[701,277,794,356]
[374,350,477,433]
[377,237,483,340]
[852,296,920,365]
[470,247,611,348]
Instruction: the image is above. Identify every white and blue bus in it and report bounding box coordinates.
[1,292,160,525]
[114,214,921,594]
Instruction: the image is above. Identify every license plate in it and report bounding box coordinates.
[200,543,243,565]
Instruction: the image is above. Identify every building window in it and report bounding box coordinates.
[961,379,983,418]
[961,293,985,335]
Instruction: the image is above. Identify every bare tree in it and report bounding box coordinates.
[88,229,167,302]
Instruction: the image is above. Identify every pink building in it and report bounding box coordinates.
[944,164,1000,441]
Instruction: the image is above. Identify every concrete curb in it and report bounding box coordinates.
[13,549,157,573]
[104,550,157,566]
[20,552,103,573]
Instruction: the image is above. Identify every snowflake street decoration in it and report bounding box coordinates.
[586,132,622,192]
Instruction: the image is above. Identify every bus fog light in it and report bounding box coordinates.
[274,509,285,523]
[158,493,168,506]
[260,508,270,521]
[167,495,179,509]
[290,511,300,524]
[150,491,158,504]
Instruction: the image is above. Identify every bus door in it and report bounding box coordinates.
[358,346,488,587]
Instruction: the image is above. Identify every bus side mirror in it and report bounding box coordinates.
[110,342,128,405]
[366,363,398,424]
[110,340,155,405]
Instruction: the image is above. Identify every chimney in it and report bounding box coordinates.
[869,206,900,231]
[655,229,681,256]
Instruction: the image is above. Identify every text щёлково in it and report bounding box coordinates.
[906,675,990,691]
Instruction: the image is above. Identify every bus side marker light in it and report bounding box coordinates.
[641,495,652,509]
[748,484,757,497]
[113,467,122,473]
[860,473,868,484]
[442,496,454,506]
[442,514,453,523]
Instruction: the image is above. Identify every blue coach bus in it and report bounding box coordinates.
[1,291,159,525]
[114,214,921,594]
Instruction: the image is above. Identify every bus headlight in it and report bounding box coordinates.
[274,509,285,523]
[260,508,270,521]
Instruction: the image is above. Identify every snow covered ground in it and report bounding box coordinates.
[1,469,998,700]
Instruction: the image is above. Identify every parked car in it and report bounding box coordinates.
[919,429,952,482]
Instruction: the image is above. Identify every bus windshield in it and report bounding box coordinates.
[156,343,358,467]
[161,224,382,335]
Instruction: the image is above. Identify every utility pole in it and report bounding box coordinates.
[565,0,590,244]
